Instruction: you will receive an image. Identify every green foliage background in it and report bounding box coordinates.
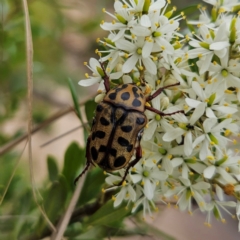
[0,0,199,239]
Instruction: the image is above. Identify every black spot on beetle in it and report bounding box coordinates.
[117,111,127,125]
[118,137,129,146]
[121,92,130,100]
[127,144,133,152]
[132,98,141,107]
[99,145,107,152]
[132,86,140,98]
[110,148,117,157]
[136,117,145,125]
[109,92,117,100]
[121,84,128,89]
[95,130,105,139]
[121,125,132,132]
[100,117,110,126]
[96,104,103,112]
[91,132,96,140]
[91,146,98,161]
[140,93,144,98]
[114,156,126,168]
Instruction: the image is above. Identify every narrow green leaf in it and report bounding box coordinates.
[62,142,86,188]
[140,221,176,240]
[74,226,105,240]
[85,99,97,124]
[47,155,58,182]
[86,200,131,226]
[68,78,82,122]
[173,4,198,18]
[78,168,105,206]
[213,205,220,220]
[35,175,69,235]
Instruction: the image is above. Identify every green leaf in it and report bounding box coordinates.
[74,226,105,240]
[78,168,105,206]
[213,205,221,220]
[35,175,69,235]
[47,155,59,182]
[85,200,131,226]
[62,142,86,189]
[85,99,97,124]
[68,78,82,122]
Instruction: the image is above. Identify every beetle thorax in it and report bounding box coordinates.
[103,83,146,112]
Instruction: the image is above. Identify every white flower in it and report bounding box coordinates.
[130,159,168,200]
[165,177,210,212]
[115,37,157,74]
[188,22,230,74]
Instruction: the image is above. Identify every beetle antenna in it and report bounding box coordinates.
[99,61,110,92]
[74,162,91,185]
[146,82,180,102]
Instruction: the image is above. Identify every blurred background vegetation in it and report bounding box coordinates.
[0,0,203,239]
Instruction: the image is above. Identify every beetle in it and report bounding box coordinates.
[74,64,182,186]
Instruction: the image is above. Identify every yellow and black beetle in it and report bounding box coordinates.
[74,63,182,185]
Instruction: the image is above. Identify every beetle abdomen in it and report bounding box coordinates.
[89,101,147,171]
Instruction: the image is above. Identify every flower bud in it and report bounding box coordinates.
[211,7,217,22]
[95,93,105,103]
[229,17,237,44]
[160,96,169,110]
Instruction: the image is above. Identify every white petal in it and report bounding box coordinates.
[184,131,193,156]
[193,182,210,190]
[179,176,190,187]
[130,174,142,183]
[203,165,216,179]
[171,157,183,167]
[210,41,230,51]
[122,54,139,73]
[114,188,126,207]
[163,128,185,142]
[185,98,202,108]
[142,40,153,58]
[189,103,205,125]
[78,77,101,86]
[142,57,157,75]
[140,14,151,27]
[216,184,224,201]
[144,179,155,200]
[149,0,166,11]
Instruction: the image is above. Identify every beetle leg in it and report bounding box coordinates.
[74,136,93,185]
[117,144,143,186]
[145,105,184,116]
[146,82,180,102]
[99,61,110,92]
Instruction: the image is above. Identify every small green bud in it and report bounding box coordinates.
[137,48,142,55]
[215,156,228,166]
[97,66,104,77]
[116,14,127,24]
[158,148,167,155]
[153,31,162,37]
[211,7,218,22]
[178,123,188,130]
[208,93,216,106]
[230,17,237,44]
[155,114,161,121]
[221,69,229,77]
[143,170,150,177]
[199,42,210,49]
[208,133,218,144]
[143,0,151,13]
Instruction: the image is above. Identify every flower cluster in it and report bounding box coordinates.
[79,0,240,229]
